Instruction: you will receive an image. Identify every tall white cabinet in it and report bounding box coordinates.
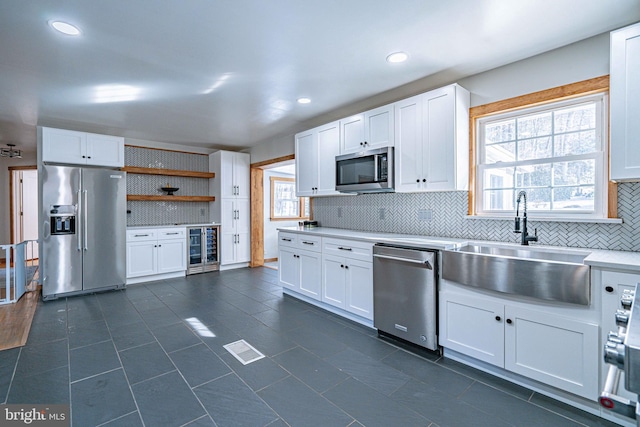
[610,22,640,181]
[210,151,251,269]
[394,84,470,192]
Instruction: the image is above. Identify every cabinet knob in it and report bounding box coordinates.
[422,178,426,182]
[495,316,501,321]
[360,142,364,146]
[340,264,344,268]
[506,319,513,324]
[416,179,420,183]
[605,286,614,293]
[345,265,349,269]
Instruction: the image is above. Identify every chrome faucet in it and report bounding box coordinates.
[514,190,538,246]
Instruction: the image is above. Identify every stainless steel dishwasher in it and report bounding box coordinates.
[373,244,438,351]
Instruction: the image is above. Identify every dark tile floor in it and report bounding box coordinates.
[0,267,620,426]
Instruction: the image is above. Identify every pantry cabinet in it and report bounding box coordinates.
[339,104,394,154]
[40,127,125,167]
[439,288,599,400]
[394,84,469,192]
[210,150,251,268]
[295,121,341,197]
[610,22,640,181]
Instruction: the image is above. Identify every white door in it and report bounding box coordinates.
[365,105,394,149]
[157,239,186,274]
[321,254,346,309]
[298,250,321,301]
[423,85,455,190]
[21,170,39,259]
[340,114,365,153]
[233,153,251,198]
[278,247,299,290]
[295,131,317,196]
[126,241,157,278]
[345,260,373,320]
[394,95,424,192]
[316,122,340,195]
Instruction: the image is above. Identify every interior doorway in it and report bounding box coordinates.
[10,167,38,260]
[249,154,295,268]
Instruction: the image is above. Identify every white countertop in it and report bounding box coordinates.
[279,226,640,273]
[127,223,219,229]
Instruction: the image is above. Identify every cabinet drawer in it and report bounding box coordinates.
[323,238,373,262]
[159,228,186,240]
[127,229,157,242]
[297,235,322,252]
[278,232,298,248]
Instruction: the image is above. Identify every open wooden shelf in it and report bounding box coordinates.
[122,166,215,179]
[127,195,215,202]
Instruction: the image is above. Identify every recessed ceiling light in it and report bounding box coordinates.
[49,21,81,36]
[386,52,408,63]
[297,97,311,104]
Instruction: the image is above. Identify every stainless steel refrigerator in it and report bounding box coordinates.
[40,165,126,300]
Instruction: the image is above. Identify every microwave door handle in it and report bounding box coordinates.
[373,155,379,182]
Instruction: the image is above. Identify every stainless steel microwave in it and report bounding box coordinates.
[335,147,394,193]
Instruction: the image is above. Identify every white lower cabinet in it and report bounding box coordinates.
[321,254,373,320]
[440,290,599,400]
[126,227,186,284]
[278,232,374,323]
[277,232,322,300]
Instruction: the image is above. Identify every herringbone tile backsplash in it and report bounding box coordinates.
[313,183,640,252]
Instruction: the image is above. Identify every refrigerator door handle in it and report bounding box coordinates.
[77,191,82,251]
[83,190,88,251]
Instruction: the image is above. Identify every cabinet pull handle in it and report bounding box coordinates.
[166,232,179,235]
[605,286,614,293]
[506,319,513,324]
[302,241,314,245]
[282,238,292,242]
[338,247,352,251]
[495,316,501,321]
[134,234,150,237]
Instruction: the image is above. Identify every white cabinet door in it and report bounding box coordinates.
[394,95,423,192]
[126,240,157,278]
[235,231,251,263]
[299,250,322,301]
[278,247,299,291]
[610,22,640,180]
[364,105,394,150]
[316,122,340,195]
[439,292,505,367]
[41,127,87,165]
[504,306,599,400]
[156,238,186,274]
[340,114,365,153]
[295,130,317,197]
[322,254,347,309]
[423,85,456,190]
[235,198,250,234]
[345,259,373,320]
[219,151,250,198]
[221,199,237,233]
[85,133,125,167]
[233,153,251,198]
[220,232,237,265]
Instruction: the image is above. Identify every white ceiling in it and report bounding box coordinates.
[1,1,639,154]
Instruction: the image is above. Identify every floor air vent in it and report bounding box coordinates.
[223,339,265,365]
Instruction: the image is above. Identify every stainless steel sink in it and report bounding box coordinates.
[442,244,591,305]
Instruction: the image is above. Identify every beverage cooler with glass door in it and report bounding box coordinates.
[187,225,220,274]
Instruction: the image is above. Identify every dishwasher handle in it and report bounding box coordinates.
[373,253,433,269]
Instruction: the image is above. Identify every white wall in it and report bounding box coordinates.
[263,169,298,260]
[249,32,610,163]
[0,151,37,245]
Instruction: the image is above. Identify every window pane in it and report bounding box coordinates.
[484,189,514,211]
[483,167,515,189]
[515,164,551,188]
[517,112,552,139]
[273,180,300,218]
[517,137,552,161]
[554,131,596,156]
[485,142,515,163]
[485,119,515,143]
[553,186,594,210]
[553,160,595,186]
[522,187,552,210]
[554,103,596,133]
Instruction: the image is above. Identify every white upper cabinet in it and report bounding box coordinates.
[610,22,640,181]
[212,151,250,199]
[394,84,469,192]
[41,127,124,167]
[295,121,340,197]
[340,104,394,154]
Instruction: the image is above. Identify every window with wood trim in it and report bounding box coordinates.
[470,76,613,220]
[270,176,309,221]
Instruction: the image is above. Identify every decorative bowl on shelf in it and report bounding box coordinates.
[161,187,179,195]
